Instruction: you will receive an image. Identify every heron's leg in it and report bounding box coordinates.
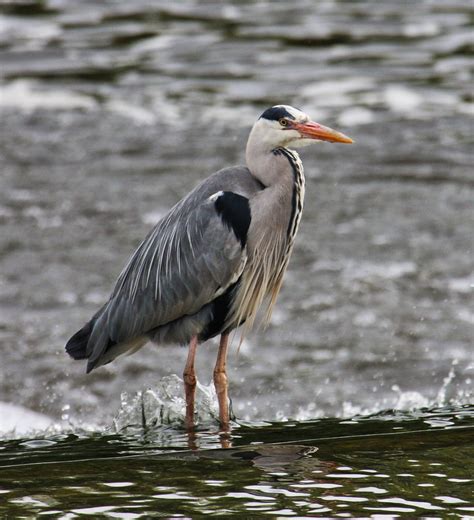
[183,335,198,429]
[214,333,230,428]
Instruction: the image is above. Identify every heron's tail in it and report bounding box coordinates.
[65,316,113,373]
[65,320,94,360]
[66,307,146,373]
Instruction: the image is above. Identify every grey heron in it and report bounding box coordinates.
[66,105,353,428]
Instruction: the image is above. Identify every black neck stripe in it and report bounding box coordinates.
[274,147,304,239]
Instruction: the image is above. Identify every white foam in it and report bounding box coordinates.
[448,275,474,294]
[403,21,440,38]
[344,260,417,282]
[106,99,156,125]
[0,15,61,44]
[0,402,54,436]
[338,107,375,126]
[384,85,422,113]
[0,80,96,112]
[302,78,374,99]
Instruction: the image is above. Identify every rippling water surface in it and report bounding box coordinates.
[1,405,474,517]
[0,0,472,516]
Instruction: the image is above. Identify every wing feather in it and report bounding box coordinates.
[97,194,247,350]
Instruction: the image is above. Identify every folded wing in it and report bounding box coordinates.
[84,190,250,369]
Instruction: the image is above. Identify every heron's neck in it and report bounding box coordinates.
[246,139,305,243]
[246,137,301,188]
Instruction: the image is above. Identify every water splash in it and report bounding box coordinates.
[334,362,467,423]
[435,362,457,406]
[110,361,469,432]
[112,375,221,433]
[391,386,431,411]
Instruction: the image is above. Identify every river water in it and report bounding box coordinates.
[0,0,473,516]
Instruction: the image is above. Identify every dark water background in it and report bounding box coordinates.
[0,0,472,516]
[1,407,473,517]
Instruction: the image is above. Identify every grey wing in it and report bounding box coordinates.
[86,192,247,364]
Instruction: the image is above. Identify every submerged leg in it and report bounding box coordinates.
[183,335,198,429]
[213,333,230,428]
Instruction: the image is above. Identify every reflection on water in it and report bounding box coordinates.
[0,406,473,517]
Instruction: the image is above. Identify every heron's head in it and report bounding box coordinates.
[253,105,353,149]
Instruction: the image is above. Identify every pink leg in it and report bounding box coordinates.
[213,333,230,428]
[183,335,198,429]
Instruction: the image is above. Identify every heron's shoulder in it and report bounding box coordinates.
[193,165,264,201]
[152,165,260,234]
[212,191,251,247]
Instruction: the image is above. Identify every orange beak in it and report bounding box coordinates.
[293,120,353,144]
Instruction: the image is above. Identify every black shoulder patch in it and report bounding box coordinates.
[259,106,296,121]
[214,191,251,247]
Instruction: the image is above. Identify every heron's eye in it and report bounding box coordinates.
[279,118,288,127]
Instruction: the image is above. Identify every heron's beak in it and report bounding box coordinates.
[293,121,353,144]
